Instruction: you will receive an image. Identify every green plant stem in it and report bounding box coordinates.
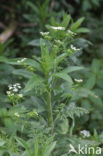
[47,89,54,134]
[70,117,75,136]
[46,74,54,134]
[47,91,54,156]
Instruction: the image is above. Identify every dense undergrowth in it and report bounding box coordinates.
[0,0,103,156]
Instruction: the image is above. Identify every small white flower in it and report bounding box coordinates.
[55,40,63,44]
[21,58,27,62]
[40,32,49,35]
[6,91,11,95]
[18,85,21,89]
[8,84,12,87]
[13,88,18,92]
[17,58,27,63]
[15,83,20,86]
[8,84,13,90]
[13,84,17,87]
[8,83,22,94]
[11,93,14,96]
[80,130,90,138]
[14,112,20,117]
[13,83,21,88]
[67,30,76,35]
[71,45,80,51]
[17,60,21,63]
[74,79,83,83]
[18,94,23,98]
[8,93,14,96]
[9,86,13,90]
[50,26,65,30]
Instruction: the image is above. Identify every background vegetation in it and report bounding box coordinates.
[0,0,103,155]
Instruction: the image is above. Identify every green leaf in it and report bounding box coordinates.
[91,59,100,73]
[55,53,67,65]
[84,74,96,89]
[0,56,9,63]
[60,118,69,134]
[89,95,103,109]
[23,75,44,92]
[75,28,90,33]
[54,72,73,84]
[67,103,89,119]
[33,137,39,156]
[27,1,39,14]
[5,58,43,72]
[71,17,85,31]
[71,88,96,100]
[43,141,56,156]
[0,140,5,147]
[61,14,71,28]
[63,66,84,73]
[28,39,40,47]
[12,69,35,78]
[15,137,32,156]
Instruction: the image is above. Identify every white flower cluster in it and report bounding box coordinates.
[18,94,23,98]
[8,83,21,92]
[17,58,27,63]
[40,32,49,36]
[74,79,83,83]
[6,91,14,97]
[55,40,63,44]
[80,130,90,138]
[7,83,23,98]
[71,45,80,51]
[50,26,65,30]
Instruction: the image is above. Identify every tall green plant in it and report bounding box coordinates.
[1,13,102,156]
